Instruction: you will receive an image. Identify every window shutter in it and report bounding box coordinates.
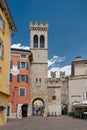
[18,61,20,69]
[17,74,20,82]
[3,20,5,33]
[26,75,29,83]
[2,44,4,59]
[26,62,29,70]
[0,39,4,59]
[10,73,12,82]
[10,60,13,69]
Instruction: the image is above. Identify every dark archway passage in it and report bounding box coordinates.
[62,104,68,115]
[32,98,45,116]
[21,104,28,117]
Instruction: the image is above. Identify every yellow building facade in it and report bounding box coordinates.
[0,0,16,125]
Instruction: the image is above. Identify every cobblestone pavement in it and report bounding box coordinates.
[0,116,87,130]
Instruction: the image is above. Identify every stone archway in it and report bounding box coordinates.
[32,98,45,116]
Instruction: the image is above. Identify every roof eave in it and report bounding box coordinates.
[0,0,16,32]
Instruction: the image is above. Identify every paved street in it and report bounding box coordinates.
[0,116,87,130]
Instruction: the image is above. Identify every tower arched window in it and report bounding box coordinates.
[40,35,44,48]
[33,35,38,48]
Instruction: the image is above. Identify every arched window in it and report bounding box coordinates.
[33,35,38,48]
[40,35,44,48]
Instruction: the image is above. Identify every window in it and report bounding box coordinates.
[39,78,41,83]
[36,78,41,83]
[52,95,56,100]
[21,62,26,69]
[21,55,26,59]
[40,35,44,48]
[17,74,29,83]
[0,15,5,32]
[18,61,29,70]
[21,75,26,82]
[0,39,4,59]
[36,78,41,87]
[21,62,28,69]
[36,78,38,83]
[20,88,26,96]
[33,35,38,48]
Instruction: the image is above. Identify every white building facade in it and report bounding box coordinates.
[69,56,87,112]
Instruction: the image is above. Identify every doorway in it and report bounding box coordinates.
[32,98,45,116]
[21,104,28,117]
[62,104,68,115]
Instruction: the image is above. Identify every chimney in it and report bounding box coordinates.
[75,56,82,61]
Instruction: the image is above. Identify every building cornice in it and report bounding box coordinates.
[31,62,48,64]
[69,75,87,80]
[30,48,48,51]
[11,48,31,53]
[47,86,61,88]
[0,0,16,31]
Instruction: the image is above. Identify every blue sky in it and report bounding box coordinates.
[7,0,87,77]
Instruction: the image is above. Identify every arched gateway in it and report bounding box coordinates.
[32,98,45,116]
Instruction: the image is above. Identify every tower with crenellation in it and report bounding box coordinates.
[29,22,48,115]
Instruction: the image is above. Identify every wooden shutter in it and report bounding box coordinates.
[18,61,20,69]
[26,75,29,83]
[10,60,13,69]
[17,74,20,82]
[10,73,12,82]
[26,62,29,70]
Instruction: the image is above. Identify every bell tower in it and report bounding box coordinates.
[29,22,48,115]
[30,21,48,63]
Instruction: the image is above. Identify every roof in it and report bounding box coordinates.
[0,0,16,31]
[11,48,31,52]
[72,60,87,65]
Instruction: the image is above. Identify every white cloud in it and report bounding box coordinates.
[48,55,71,78]
[48,56,66,67]
[48,55,66,67]
[11,43,30,50]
